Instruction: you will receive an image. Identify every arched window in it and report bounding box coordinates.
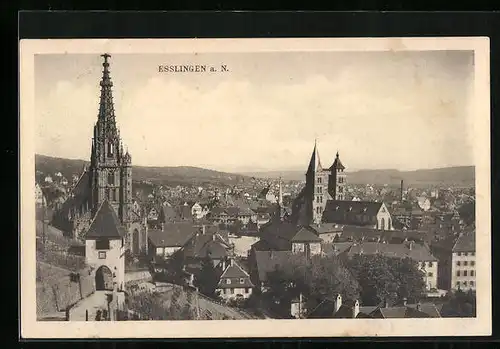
[381,218,385,231]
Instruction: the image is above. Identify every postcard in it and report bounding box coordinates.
[20,37,491,338]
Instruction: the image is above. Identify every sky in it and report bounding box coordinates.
[35,51,475,173]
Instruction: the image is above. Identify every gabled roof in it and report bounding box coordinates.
[148,222,196,248]
[253,250,295,283]
[292,226,322,242]
[310,223,343,235]
[220,261,250,279]
[86,200,125,239]
[452,231,476,252]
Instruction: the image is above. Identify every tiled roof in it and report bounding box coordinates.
[147,222,196,248]
[328,152,345,171]
[220,261,250,279]
[344,241,438,262]
[310,223,343,235]
[322,242,354,256]
[86,200,125,239]
[307,142,323,173]
[183,232,230,260]
[322,200,384,225]
[453,231,475,252]
[292,227,322,242]
[253,250,295,283]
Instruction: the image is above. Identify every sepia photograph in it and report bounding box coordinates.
[20,37,491,338]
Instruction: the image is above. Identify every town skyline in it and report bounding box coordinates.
[35,51,475,173]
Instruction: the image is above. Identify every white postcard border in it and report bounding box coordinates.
[20,37,491,338]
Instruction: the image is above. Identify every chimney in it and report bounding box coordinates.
[402,297,408,306]
[212,233,216,241]
[400,180,404,201]
[416,301,421,312]
[384,298,389,308]
[409,241,413,250]
[352,300,360,318]
[333,294,342,314]
[230,258,234,267]
[202,225,206,235]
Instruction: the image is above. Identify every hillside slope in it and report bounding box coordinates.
[241,166,475,187]
[35,154,250,186]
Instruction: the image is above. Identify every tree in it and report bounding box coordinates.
[263,254,360,316]
[345,255,425,306]
[458,201,475,226]
[441,289,476,317]
[194,256,220,297]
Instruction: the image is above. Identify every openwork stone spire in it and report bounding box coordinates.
[98,53,118,141]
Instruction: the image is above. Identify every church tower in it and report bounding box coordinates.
[305,141,330,224]
[328,151,347,201]
[89,53,132,225]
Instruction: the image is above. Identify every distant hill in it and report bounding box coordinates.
[240,166,475,187]
[35,154,251,187]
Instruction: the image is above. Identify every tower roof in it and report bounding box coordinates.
[86,200,125,239]
[329,151,345,171]
[307,140,323,174]
[97,53,118,140]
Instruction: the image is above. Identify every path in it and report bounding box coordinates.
[68,291,117,321]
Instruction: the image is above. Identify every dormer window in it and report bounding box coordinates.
[226,279,231,285]
[240,278,244,284]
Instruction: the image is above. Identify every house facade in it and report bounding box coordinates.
[216,259,254,301]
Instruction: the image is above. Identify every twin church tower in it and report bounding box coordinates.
[292,141,347,226]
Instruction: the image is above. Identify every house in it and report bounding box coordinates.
[322,200,394,230]
[181,226,233,269]
[84,200,126,296]
[248,250,295,292]
[432,231,476,291]
[44,175,53,183]
[256,221,323,258]
[191,202,209,219]
[309,223,343,243]
[341,241,439,290]
[307,294,441,319]
[216,259,254,301]
[35,182,46,206]
[147,222,197,260]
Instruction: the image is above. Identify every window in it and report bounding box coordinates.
[457,261,461,266]
[316,207,321,215]
[317,186,322,194]
[230,289,235,294]
[457,252,462,256]
[471,261,475,266]
[463,281,467,286]
[456,281,460,287]
[471,252,475,256]
[98,251,106,259]
[464,261,468,266]
[463,270,468,277]
[240,278,244,284]
[456,271,460,277]
[245,288,249,293]
[96,239,110,250]
[226,279,231,285]
[317,177,322,184]
[111,189,117,201]
[338,187,343,193]
[428,272,433,277]
[108,172,115,185]
[338,177,344,183]
[320,196,323,203]
[428,261,433,267]
[464,252,468,257]
[107,141,114,157]
[470,270,475,276]
[316,196,320,204]
[470,281,475,286]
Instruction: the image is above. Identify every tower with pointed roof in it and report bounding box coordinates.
[328,151,347,201]
[89,53,132,225]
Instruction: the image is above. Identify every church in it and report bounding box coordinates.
[51,54,147,255]
[291,141,347,226]
[291,141,393,230]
